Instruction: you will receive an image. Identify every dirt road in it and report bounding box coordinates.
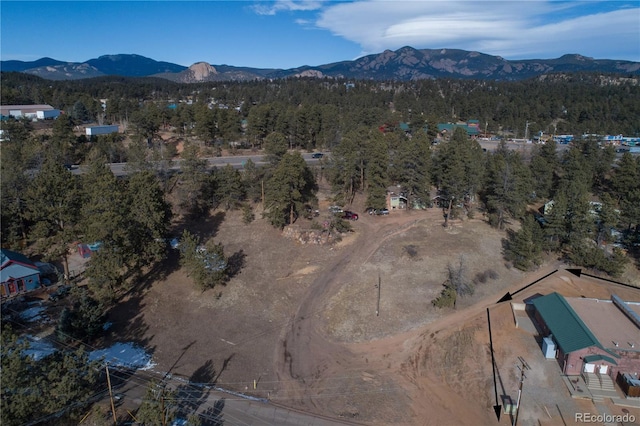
[274,212,432,423]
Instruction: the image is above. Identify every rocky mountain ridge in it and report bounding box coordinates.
[2,47,639,82]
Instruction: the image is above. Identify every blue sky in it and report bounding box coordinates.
[1,1,639,68]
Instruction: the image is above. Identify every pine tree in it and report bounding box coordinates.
[611,153,640,232]
[263,131,288,165]
[24,156,80,282]
[432,127,484,213]
[214,164,246,210]
[0,128,38,247]
[264,152,318,228]
[392,129,431,208]
[1,326,101,426]
[136,380,177,426]
[56,290,105,342]
[595,193,619,246]
[543,191,568,251]
[179,230,227,290]
[483,144,532,228]
[50,114,79,164]
[177,141,211,216]
[529,139,558,200]
[328,129,364,205]
[126,170,172,266]
[81,151,131,302]
[505,215,543,271]
[365,131,390,210]
[242,159,264,203]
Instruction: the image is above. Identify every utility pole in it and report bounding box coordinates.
[443,197,453,228]
[161,393,167,426]
[105,364,117,426]
[376,272,381,316]
[513,356,531,426]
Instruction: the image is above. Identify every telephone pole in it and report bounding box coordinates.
[376,272,381,316]
[513,356,531,426]
[105,364,117,426]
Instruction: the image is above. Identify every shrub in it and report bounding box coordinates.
[242,204,255,224]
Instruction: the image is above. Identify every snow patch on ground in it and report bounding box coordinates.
[19,305,46,322]
[23,336,56,360]
[88,342,156,370]
[21,337,155,371]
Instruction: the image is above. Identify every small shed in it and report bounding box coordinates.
[542,335,557,359]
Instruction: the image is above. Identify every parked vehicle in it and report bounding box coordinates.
[311,152,324,159]
[343,211,359,220]
[329,206,344,214]
[368,208,389,215]
[49,285,70,302]
[305,208,320,219]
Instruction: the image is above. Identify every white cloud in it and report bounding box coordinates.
[314,1,640,60]
[252,0,324,16]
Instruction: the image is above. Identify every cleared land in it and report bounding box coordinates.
[83,183,640,425]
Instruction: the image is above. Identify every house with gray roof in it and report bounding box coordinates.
[1,249,42,298]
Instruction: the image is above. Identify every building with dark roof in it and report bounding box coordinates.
[532,292,640,380]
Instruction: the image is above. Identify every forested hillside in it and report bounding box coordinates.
[1,70,639,424]
[2,72,639,138]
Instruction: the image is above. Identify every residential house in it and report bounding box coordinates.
[386,186,408,211]
[0,249,42,298]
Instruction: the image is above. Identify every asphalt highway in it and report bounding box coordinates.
[76,152,327,177]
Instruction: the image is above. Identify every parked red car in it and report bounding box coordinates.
[343,211,359,220]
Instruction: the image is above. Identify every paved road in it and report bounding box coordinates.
[70,152,326,177]
[477,139,571,154]
[71,144,635,178]
[110,370,362,426]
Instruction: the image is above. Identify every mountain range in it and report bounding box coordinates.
[2,47,639,82]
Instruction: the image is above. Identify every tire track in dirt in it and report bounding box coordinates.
[273,215,425,416]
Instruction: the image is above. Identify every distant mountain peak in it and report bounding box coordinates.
[187,62,218,81]
[2,47,638,82]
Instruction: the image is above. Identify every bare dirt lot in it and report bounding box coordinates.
[104,184,640,425]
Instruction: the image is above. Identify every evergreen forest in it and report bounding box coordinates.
[1,71,639,424]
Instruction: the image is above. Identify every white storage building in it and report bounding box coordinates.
[36,109,61,119]
[0,104,57,119]
[86,125,119,136]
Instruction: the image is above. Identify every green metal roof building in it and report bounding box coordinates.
[437,122,480,136]
[531,292,620,376]
[532,292,602,353]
